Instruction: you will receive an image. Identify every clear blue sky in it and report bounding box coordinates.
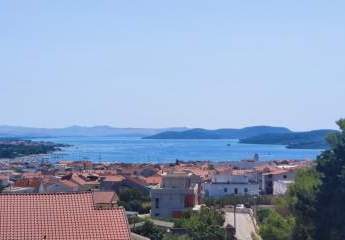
[1,1,344,131]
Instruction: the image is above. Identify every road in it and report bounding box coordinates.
[224,211,256,240]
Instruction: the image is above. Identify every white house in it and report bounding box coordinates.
[203,170,260,197]
[262,169,295,194]
[273,180,294,195]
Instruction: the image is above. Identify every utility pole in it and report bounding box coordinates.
[254,195,258,220]
[225,224,236,240]
[233,204,237,230]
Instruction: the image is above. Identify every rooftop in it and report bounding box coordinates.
[0,192,131,240]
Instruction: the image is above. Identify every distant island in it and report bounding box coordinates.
[0,138,69,159]
[239,130,338,149]
[144,126,291,139]
[144,127,338,149]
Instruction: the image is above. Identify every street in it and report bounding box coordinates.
[224,211,256,240]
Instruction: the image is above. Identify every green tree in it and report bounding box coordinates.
[285,168,320,240]
[118,188,151,214]
[314,119,345,240]
[259,209,294,240]
[175,207,225,240]
[133,220,164,240]
[257,119,345,240]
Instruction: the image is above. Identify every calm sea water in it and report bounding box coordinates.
[32,136,323,163]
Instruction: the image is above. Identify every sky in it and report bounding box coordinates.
[1,1,345,131]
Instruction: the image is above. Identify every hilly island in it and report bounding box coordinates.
[144,126,338,149]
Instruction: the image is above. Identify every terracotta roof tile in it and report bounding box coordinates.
[103,175,125,182]
[93,191,119,205]
[59,179,80,189]
[0,192,131,240]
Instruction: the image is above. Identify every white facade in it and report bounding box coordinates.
[204,182,259,197]
[262,171,295,194]
[273,180,294,195]
[204,171,260,197]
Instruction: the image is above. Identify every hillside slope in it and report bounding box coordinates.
[144,126,292,139]
[239,129,338,149]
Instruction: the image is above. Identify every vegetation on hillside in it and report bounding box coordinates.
[134,207,225,240]
[0,139,68,158]
[144,126,291,139]
[133,220,165,240]
[174,207,225,240]
[258,119,345,240]
[258,208,295,240]
[240,129,337,149]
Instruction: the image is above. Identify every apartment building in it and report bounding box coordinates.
[203,169,260,197]
[262,169,296,194]
[150,172,201,218]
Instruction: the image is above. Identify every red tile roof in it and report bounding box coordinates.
[0,192,131,240]
[14,177,41,188]
[102,175,125,182]
[60,179,80,189]
[93,191,119,205]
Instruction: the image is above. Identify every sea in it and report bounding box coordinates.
[31,136,323,164]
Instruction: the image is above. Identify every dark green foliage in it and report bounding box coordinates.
[119,188,149,202]
[0,139,66,158]
[313,119,345,240]
[284,168,320,240]
[259,209,294,240]
[257,208,273,224]
[175,207,225,240]
[264,168,320,240]
[118,188,151,214]
[205,195,277,208]
[258,119,345,240]
[133,220,164,240]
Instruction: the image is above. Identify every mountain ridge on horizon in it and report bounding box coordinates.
[0,125,189,137]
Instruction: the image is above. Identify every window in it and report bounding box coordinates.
[244,188,248,194]
[234,188,238,194]
[155,198,159,209]
[283,175,287,179]
[224,188,228,193]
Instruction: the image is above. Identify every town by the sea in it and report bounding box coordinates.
[32,136,323,163]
